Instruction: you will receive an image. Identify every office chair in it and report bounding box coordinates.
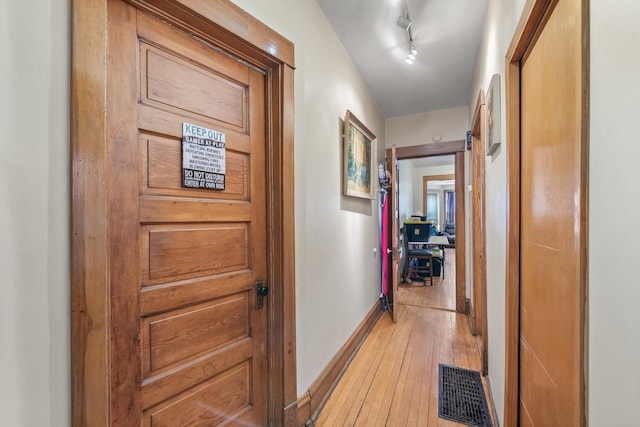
[401,225,434,286]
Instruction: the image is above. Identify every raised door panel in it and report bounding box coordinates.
[143,224,250,284]
[141,133,249,199]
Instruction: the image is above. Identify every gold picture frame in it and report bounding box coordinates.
[343,110,376,199]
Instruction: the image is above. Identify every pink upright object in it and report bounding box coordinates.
[381,192,389,295]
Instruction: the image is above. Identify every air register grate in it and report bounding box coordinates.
[438,364,492,427]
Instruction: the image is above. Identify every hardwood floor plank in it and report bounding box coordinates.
[406,308,436,427]
[426,310,447,426]
[465,322,482,372]
[385,306,433,426]
[385,345,414,426]
[355,308,415,426]
[440,311,456,365]
[453,313,470,369]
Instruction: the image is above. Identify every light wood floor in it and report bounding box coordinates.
[315,250,496,427]
[399,249,456,312]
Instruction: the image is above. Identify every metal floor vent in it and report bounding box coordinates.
[439,364,492,427]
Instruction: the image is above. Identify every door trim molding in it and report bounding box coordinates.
[127,0,295,68]
[470,90,488,375]
[504,0,588,424]
[392,142,466,313]
[386,139,465,160]
[70,1,296,425]
[454,152,466,313]
[504,2,551,423]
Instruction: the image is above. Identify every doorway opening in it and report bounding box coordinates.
[386,140,466,315]
[398,156,457,311]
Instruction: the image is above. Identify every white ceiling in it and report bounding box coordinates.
[316,0,489,118]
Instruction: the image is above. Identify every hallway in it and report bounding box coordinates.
[316,250,496,426]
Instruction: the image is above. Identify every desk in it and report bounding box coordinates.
[407,235,451,279]
[408,235,452,249]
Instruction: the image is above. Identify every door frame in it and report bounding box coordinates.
[70,1,297,425]
[390,146,400,323]
[504,0,589,423]
[470,90,488,375]
[386,139,466,313]
[422,173,455,227]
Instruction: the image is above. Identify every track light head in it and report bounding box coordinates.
[396,16,412,31]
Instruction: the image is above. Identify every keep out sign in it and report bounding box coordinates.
[181,122,226,190]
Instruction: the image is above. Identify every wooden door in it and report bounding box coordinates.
[471,96,488,375]
[518,0,587,424]
[390,146,400,323]
[108,5,268,425]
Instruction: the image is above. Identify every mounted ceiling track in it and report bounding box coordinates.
[396,15,412,31]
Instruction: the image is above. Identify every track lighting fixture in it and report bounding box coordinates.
[405,40,417,64]
[397,5,417,65]
[396,16,412,31]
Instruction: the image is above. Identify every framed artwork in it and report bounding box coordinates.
[343,110,376,199]
[486,73,501,155]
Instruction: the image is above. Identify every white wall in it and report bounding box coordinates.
[0,1,70,426]
[229,0,386,394]
[386,106,469,147]
[589,1,640,424]
[468,0,526,423]
[397,159,416,224]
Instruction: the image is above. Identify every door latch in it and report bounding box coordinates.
[256,280,269,309]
